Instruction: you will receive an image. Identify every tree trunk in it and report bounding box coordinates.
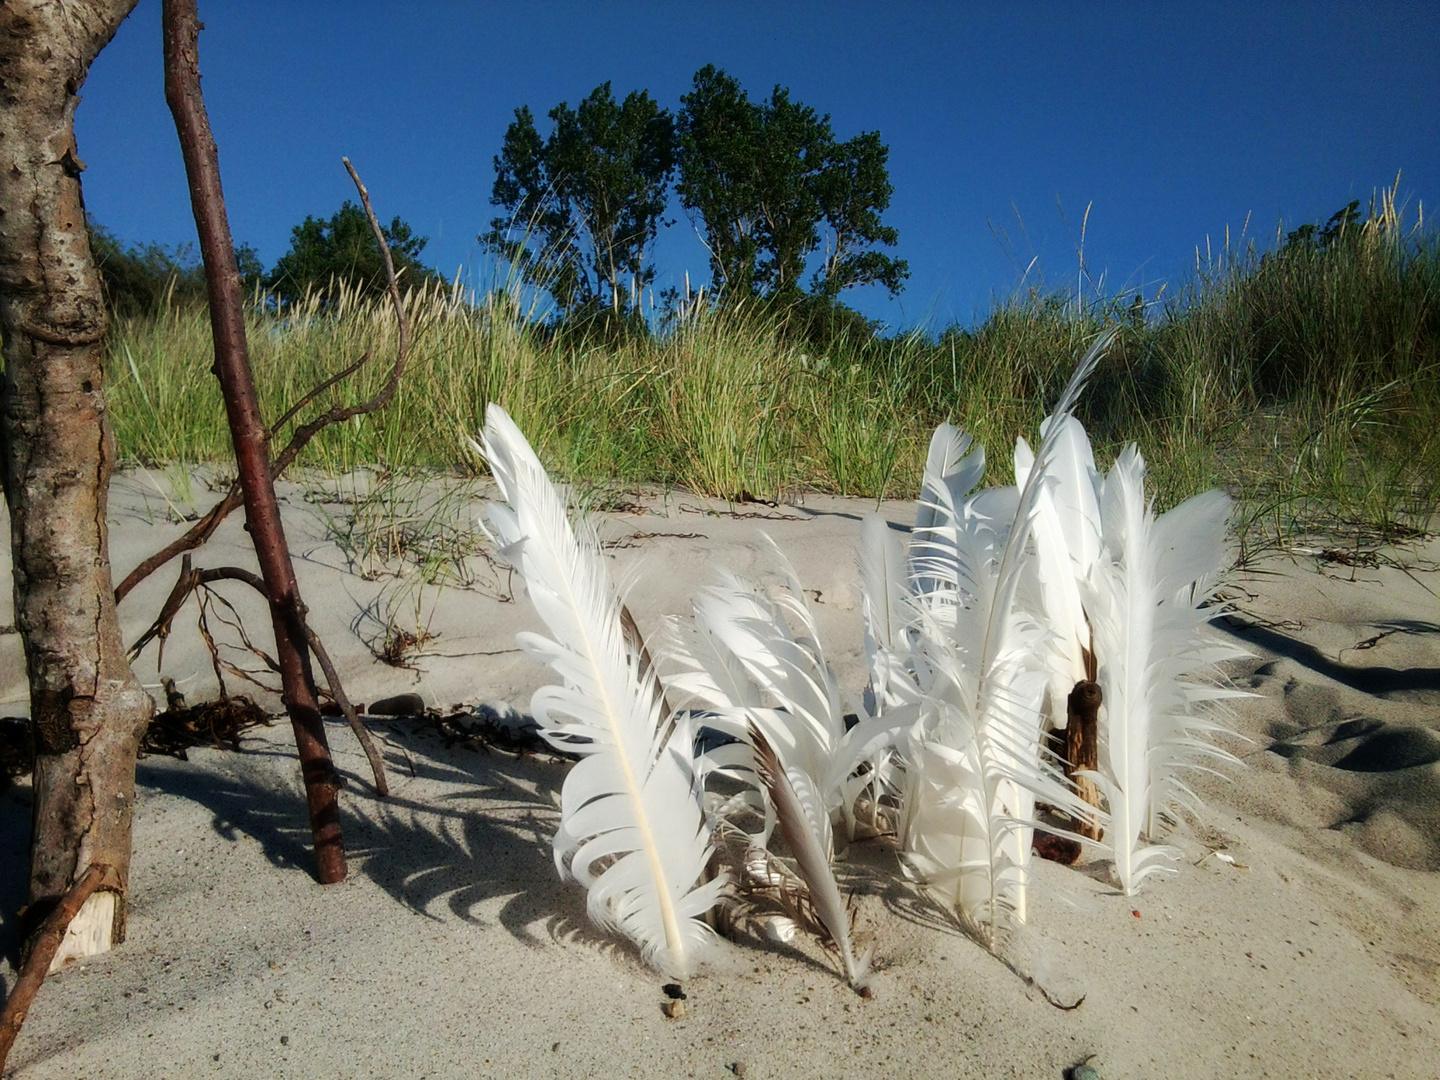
[0,0,152,961]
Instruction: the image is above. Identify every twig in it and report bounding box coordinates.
[302,623,390,797]
[115,485,242,603]
[0,864,111,1071]
[128,562,388,795]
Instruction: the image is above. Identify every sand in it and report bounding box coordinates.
[3,470,1438,1079]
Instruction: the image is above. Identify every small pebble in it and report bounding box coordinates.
[279,1035,289,1046]
[661,999,685,1019]
[1072,1068,1101,1080]
[731,1063,747,1078]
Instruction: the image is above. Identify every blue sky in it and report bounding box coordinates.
[78,1,1439,331]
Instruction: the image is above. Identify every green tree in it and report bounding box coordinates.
[266,200,439,303]
[89,218,263,315]
[673,65,762,297]
[812,131,907,298]
[483,82,675,317]
[1282,199,1363,255]
[677,65,907,305]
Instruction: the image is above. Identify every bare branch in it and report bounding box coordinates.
[303,624,390,797]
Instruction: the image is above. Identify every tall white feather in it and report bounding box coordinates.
[912,424,986,600]
[479,404,723,977]
[1084,444,1249,895]
[901,336,1112,943]
[1015,415,1103,724]
[859,513,915,716]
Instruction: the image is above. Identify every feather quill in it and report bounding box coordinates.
[478,404,723,976]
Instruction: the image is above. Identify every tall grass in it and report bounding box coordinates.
[105,193,1440,545]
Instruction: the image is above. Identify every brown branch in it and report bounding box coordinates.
[302,624,389,797]
[114,161,411,605]
[266,349,371,441]
[115,484,243,603]
[166,0,345,882]
[0,864,111,1072]
[127,562,387,795]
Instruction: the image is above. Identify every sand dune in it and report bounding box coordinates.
[3,473,1438,1079]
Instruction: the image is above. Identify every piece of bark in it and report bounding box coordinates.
[1064,679,1104,841]
[0,0,155,958]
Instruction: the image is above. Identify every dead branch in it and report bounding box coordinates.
[127,559,388,795]
[302,623,390,796]
[166,0,345,882]
[0,863,111,1071]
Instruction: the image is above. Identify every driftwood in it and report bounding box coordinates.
[0,0,156,968]
[1063,642,1105,843]
[1064,680,1104,841]
[0,863,112,1072]
[165,0,356,880]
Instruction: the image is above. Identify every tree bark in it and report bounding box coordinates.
[0,0,152,956]
[162,0,345,882]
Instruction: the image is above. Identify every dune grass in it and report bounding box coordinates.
[105,194,1440,552]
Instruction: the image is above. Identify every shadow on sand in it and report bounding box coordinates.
[131,723,609,954]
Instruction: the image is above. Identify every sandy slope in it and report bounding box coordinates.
[2,473,1438,1079]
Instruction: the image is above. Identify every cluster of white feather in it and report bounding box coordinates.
[475,332,1245,986]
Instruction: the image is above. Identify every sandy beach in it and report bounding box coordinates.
[3,470,1438,1079]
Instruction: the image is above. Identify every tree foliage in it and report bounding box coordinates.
[677,65,908,304]
[266,200,440,303]
[1281,199,1364,255]
[483,82,675,318]
[90,218,262,316]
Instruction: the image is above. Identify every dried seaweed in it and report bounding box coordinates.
[139,695,272,761]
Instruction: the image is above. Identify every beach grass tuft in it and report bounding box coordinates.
[104,197,1440,549]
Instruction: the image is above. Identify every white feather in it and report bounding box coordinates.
[479,404,723,977]
[901,334,1112,945]
[1084,444,1249,894]
[859,513,914,715]
[752,728,872,988]
[1016,414,1104,724]
[912,423,986,600]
